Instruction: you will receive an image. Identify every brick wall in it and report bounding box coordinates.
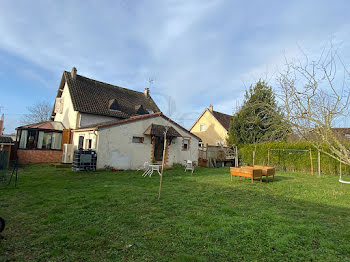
[17,149,62,164]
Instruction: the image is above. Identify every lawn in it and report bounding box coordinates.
[0,165,350,261]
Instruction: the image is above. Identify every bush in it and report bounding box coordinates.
[238,141,350,175]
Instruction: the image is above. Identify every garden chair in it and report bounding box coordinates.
[137,161,149,171]
[184,160,195,174]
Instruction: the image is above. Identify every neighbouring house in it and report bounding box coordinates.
[72,112,200,169]
[16,67,200,168]
[0,136,14,169]
[190,104,232,146]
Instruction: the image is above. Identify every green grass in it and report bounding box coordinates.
[1,165,350,261]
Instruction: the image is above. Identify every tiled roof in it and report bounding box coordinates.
[17,121,65,131]
[144,124,181,137]
[56,71,160,119]
[212,111,232,131]
[73,112,201,141]
[0,136,13,144]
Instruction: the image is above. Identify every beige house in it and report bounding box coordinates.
[190,105,232,146]
[16,67,200,168]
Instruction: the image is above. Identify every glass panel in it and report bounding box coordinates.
[37,131,44,149]
[26,130,38,149]
[42,133,52,149]
[51,133,62,149]
[78,136,84,149]
[19,130,28,149]
[132,137,143,143]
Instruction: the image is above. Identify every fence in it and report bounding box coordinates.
[238,141,350,175]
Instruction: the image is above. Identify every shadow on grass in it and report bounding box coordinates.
[0,166,349,261]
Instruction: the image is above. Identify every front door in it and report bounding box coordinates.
[154,136,164,162]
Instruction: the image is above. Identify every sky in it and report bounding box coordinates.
[0,0,350,134]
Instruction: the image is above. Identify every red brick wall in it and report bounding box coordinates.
[17,149,62,164]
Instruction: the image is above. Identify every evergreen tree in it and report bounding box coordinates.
[228,80,289,146]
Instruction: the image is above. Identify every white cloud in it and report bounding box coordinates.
[0,0,350,131]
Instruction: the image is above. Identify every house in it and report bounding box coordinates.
[190,105,232,146]
[16,67,200,168]
[51,67,160,129]
[72,112,200,169]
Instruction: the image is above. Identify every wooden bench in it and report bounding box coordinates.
[230,167,262,184]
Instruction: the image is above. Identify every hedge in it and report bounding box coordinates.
[238,141,350,176]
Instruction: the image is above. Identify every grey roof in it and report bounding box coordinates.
[52,70,160,119]
[0,136,13,144]
[212,111,232,131]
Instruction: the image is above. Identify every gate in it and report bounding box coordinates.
[0,151,8,170]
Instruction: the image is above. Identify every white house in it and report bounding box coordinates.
[15,67,200,168]
[71,112,200,169]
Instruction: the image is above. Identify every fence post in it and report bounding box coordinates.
[318,151,321,178]
[309,149,313,176]
[235,146,238,167]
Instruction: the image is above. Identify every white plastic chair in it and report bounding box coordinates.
[138,161,149,171]
[184,160,195,174]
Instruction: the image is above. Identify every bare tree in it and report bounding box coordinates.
[21,101,52,124]
[278,45,350,165]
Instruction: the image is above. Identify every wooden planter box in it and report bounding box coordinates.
[233,165,275,183]
[230,166,262,184]
[253,165,275,182]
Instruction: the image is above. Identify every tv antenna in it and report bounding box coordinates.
[148,78,154,88]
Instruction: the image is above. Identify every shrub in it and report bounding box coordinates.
[238,141,350,175]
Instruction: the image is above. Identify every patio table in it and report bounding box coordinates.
[142,164,162,177]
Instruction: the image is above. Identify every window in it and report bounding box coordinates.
[182,137,190,151]
[147,109,154,114]
[19,129,62,150]
[132,136,144,143]
[200,124,206,131]
[199,142,203,148]
[54,97,64,114]
[37,132,52,149]
[78,136,84,149]
[86,139,92,149]
[216,141,224,146]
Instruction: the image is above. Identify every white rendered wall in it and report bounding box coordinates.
[95,116,199,170]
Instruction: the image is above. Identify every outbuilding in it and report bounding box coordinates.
[0,136,14,169]
[71,112,200,170]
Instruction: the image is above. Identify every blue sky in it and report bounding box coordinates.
[1,0,350,133]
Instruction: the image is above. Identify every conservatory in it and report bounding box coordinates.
[16,121,65,163]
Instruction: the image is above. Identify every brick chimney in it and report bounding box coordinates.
[0,114,4,136]
[209,104,213,112]
[144,88,150,98]
[71,67,77,79]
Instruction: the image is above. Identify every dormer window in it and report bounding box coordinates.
[109,99,121,112]
[135,105,148,115]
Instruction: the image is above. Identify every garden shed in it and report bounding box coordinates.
[0,136,14,169]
